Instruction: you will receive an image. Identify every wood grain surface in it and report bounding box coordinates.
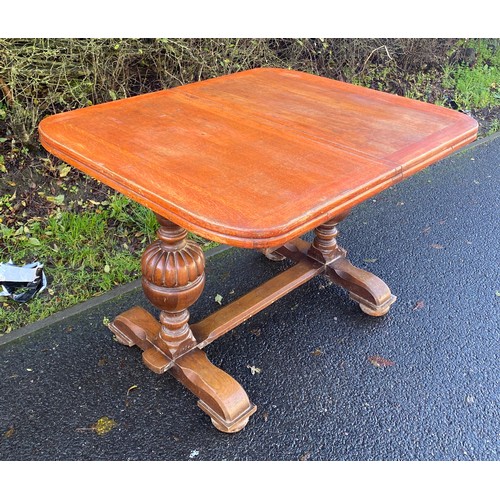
[39,68,478,248]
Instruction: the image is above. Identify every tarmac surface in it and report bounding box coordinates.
[0,135,498,461]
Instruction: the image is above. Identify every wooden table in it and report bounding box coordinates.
[39,68,478,432]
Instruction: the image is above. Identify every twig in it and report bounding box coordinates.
[360,45,394,74]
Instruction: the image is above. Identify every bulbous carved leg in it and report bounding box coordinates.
[308,216,396,316]
[109,214,255,432]
[140,215,205,361]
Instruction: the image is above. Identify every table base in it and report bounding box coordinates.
[109,213,396,432]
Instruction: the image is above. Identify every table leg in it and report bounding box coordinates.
[308,216,396,316]
[109,214,256,433]
[267,214,396,316]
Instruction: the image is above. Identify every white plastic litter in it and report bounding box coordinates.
[0,260,47,303]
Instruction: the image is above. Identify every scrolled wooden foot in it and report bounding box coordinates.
[171,349,256,433]
[108,306,160,350]
[326,257,396,316]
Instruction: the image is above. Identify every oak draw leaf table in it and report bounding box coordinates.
[39,68,478,433]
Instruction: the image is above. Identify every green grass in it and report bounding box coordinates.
[0,195,215,334]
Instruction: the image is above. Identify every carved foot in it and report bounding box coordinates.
[109,306,173,373]
[172,349,256,433]
[109,305,256,432]
[326,257,396,316]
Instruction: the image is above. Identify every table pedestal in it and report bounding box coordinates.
[109,212,395,432]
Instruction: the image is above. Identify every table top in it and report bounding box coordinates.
[39,68,478,248]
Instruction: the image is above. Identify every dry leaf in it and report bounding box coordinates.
[311,348,323,356]
[363,258,378,263]
[214,293,223,305]
[58,164,71,178]
[368,355,395,368]
[299,451,311,461]
[3,426,15,438]
[431,243,444,249]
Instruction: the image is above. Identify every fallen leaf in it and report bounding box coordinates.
[104,264,110,273]
[363,258,378,263]
[262,411,269,422]
[250,328,261,337]
[28,237,41,246]
[413,300,425,311]
[247,364,262,375]
[214,293,223,305]
[189,450,199,459]
[311,348,323,356]
[431,243,444,249]
[299,451,311,461]
[93,417,117,435]
[495,291,500,297]
[102,317,110,326]
[45,194,65,206]
[3,426,15,438]
[368,355,395,368]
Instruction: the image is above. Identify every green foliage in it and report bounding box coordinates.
[443,39,500,110]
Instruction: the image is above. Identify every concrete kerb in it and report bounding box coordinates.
[2,129,499,347]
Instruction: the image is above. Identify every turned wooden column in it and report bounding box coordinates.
[308,215,348,264]
[141,215,205,362]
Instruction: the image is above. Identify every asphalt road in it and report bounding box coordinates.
[0,136,498,461]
